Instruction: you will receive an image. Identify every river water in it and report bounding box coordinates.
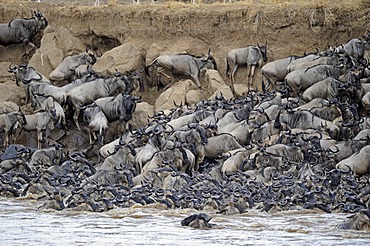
[1,197,369,246]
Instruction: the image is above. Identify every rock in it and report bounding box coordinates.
[186,89,207,106]
[0,44,27,65]
[92,43,144,77]
[208,83,248,100]
[0,81,25,104]
[53,27,86,55]
[229,66,264,91]
[0,62,14,84]
[131,102,155,129]
[154,79,198,112]
[205,69,226,94]
[209,84,234,101]
[145,43,165,66]
[28,52,55,80]
[29,26,86,79]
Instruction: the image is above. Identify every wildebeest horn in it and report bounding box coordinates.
[165,124,174,133]
[153,124,165,135]
[328,146,339,153]
[127,144,136,156]
[78,104,88,110]
[7,63,17,73]
[132,95,141,101]
[173,100,182,107]
[257,107,265,113]
[223,152,232,159]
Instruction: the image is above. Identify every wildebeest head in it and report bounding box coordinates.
[34,10,48,30]
[199,49,218,71]
[85,49,97,64]
[125,70,144,93]
[258,41,268,62]
[16,107,27,126]
[8,64,42,86]
[206,49,218,71]
[122,95,141,122]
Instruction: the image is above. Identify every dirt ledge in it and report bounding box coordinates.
[0,1,369,87]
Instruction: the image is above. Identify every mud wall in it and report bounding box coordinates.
[1,2,369,81]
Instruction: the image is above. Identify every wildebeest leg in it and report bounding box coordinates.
[190,73,201,88]
[248,65,257,91]
[154,67,174,89]
[4,131,9,147]
[124,121,129,132]
[229,63,239,96]
[93,130,97,145]
[74,107,81,131]
[156,67,171,80]
[263,74,275,91]
[195,145,205,172]
[88,129,94,145]
[22,42,37,61]
[37,128,42,149]
[117,121,129,135]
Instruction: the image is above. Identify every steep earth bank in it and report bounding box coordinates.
[1,1,369,80]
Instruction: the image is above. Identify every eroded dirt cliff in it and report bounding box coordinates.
[1,1,369,79]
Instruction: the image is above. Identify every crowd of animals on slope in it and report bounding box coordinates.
[1,9,370,231]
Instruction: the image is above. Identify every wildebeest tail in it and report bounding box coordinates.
[144,58,157,76]
[226,59,230,76]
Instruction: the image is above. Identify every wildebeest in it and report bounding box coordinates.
[336,212,370,230]
[286,54,341,72]
[336,145,370,175]
[82,104,108,146]
[27,81,67,106]
[275,109,340,139]
[196,133,242,170]
[337,38,369,64]
[301,77,342,102]
[8,63,51,103]
[94,93,141,133]
[226,43,268,94]
[8,63,49,86]
[67,72,129,130]
[181,213,214,229]
[261,55,300,91]
[285,54,320,73]
[0,109,26,147]
[0,10,48,56]
[31,94,66,129]
[21,109,55,149]
[60,69,99,93]
[146,50,217,88]
[49,50,97,82]
[27,145,63,172]
[285,64,347,97]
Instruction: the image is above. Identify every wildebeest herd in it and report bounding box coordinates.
[1,11,370,231]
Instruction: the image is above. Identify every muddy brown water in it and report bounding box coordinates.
[1,197,369,245]
[0,2,370,245]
